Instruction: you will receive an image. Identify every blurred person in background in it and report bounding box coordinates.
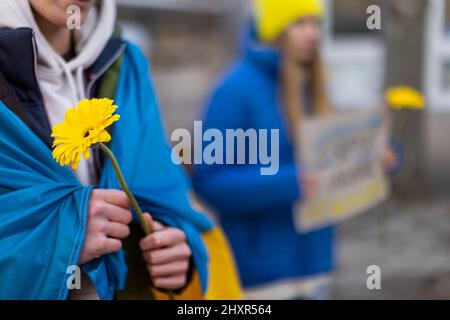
[192,0,398,300]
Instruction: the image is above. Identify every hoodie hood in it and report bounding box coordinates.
[0,0,117,186]
[242,21,281,77]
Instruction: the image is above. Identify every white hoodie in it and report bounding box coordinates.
[0,0,117,186]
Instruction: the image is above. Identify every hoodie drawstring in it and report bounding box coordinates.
[60,62,87,105]
[76,66,87,100]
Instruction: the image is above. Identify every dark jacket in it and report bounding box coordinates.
[0,27,125,149]
[0,27,163,299]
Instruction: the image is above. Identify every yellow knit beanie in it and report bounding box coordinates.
[252,0,325,43]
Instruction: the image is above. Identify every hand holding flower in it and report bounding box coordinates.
[79,189,132,264]
[385,86,425,170]
[381,148,398,172]
[139,213,192,290]
[52,98,176,299]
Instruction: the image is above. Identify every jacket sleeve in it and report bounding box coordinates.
[192,78,302,218]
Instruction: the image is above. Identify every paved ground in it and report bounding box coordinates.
[331,197,450,299]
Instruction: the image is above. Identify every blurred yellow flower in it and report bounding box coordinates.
[51,98,120,169]
[385,86,425,110]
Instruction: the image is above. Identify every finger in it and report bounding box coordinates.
[142,213,156,233]
[103,203,133,224]
[390,153,397,164]
[142,243,191,265]
[382,153,395,169]
[153,274,187,290]
[152,220,165,232]
[140,228,186,251]
[307,179,317,191]
[386,148,394,157]
[303,178,317,198]
[105,221,130,239]
[382,150,393,159]
[384,149,395,160]
[147,260,190,278]
[99,238,123,256]
[99,189,131,209]
[302,176,317,190]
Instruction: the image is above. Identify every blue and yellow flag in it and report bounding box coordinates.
[0,42,241,300]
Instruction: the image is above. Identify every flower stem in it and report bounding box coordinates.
[99,142,150,235]
[98,142,175,300]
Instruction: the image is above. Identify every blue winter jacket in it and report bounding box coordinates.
[192,28,334,288]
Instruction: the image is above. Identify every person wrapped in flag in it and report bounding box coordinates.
[0,0,241,300]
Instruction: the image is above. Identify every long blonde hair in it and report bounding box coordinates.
[280,53,331,142]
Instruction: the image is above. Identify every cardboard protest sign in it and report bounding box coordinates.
[294,109,390,232]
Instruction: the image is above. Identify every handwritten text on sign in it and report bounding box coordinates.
[294,109,390,232]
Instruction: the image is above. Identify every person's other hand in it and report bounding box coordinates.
[382,148,398,171]
[139,213,192,290]
[301,173,319,200]
[79,189,132,265]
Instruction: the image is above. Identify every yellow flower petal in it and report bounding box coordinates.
[51,98,120,169]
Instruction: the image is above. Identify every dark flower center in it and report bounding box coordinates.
[84,128,93,138]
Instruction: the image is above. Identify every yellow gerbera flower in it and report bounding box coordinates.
[385,86,425,110]
[51,98,120,169]
[51,97,171,299]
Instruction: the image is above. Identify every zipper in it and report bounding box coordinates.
[86,42,126,98]
[31,32,46,104]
